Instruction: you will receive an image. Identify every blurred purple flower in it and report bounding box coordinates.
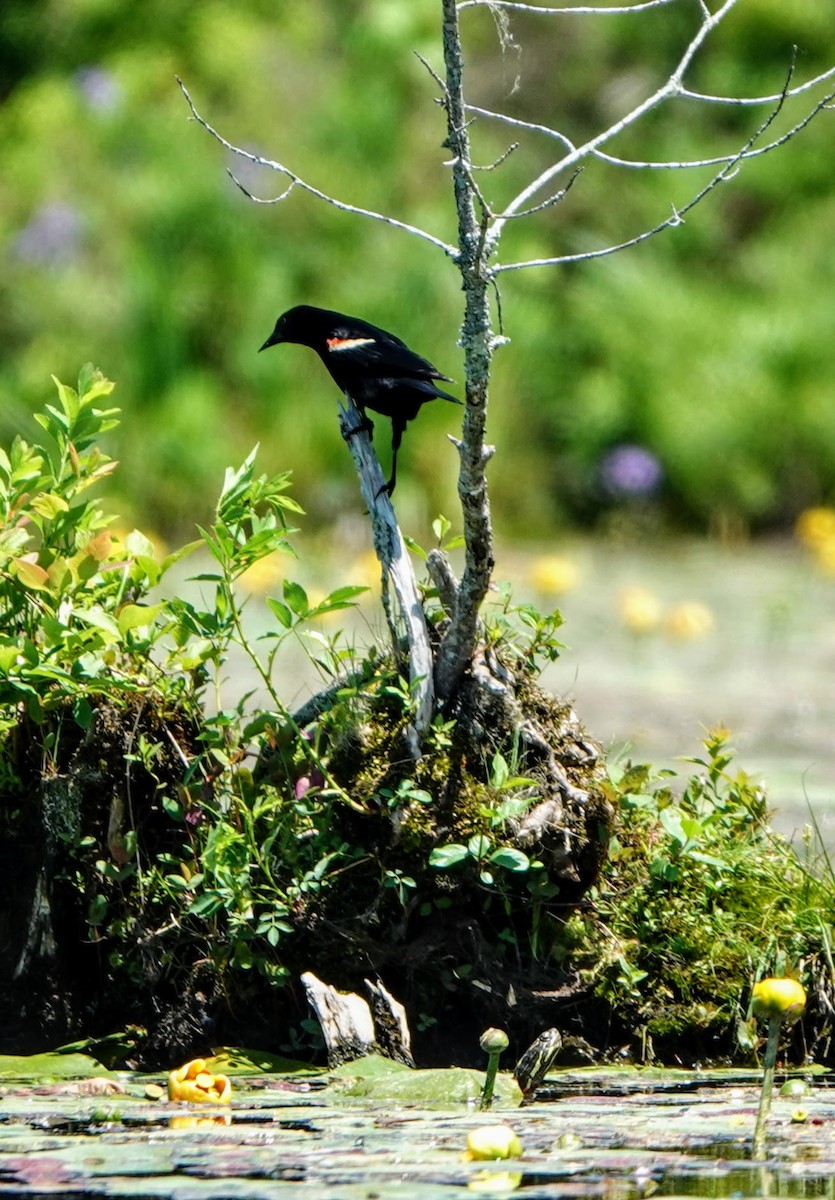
[295,769,325,800]
[600,444,663,498]
[12,202,83,265]
[76,65,123,112]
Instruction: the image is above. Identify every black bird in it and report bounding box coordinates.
[260,305,460,494]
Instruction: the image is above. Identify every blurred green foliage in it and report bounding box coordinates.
[1,0,832,538]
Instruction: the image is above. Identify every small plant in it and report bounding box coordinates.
[750,977,807,1158]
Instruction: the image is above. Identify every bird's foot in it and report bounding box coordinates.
[346,414,374,440]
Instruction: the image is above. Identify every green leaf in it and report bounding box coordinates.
[73,696,94,731]
[467,833,492,859]
[283,580,309,617]
[117,603,164,634]
[490,751,509,789]
[429,844,469,869]
[188,894,224,919]
[0,645,20,673]
[29,493,70,519]
[403,534,426,560]
[432,514,451,542]
[124,530,157,559]
[659,807,687,846]
[88,894,108,926]
[77,606,121,642]
[266,599,294,628]
[680,815,703,842]
[162,795,184,822]
[13,557,50,590]
[406,788,433,806]
[489,847,531,872]
[317,584,368,607]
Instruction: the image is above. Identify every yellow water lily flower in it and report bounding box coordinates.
[528,555,579,597]
[795,506,835,549]
[618,585,661,635]
[167,1058,232,1104]
[751,977,806,1022]
[665,600,714,640]
[464,1124,523,1161]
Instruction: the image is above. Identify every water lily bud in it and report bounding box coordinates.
[751,978,807,1023]
[480,1028,509,1055]
[465,1124,523,1161]
[779,1079,809,1099]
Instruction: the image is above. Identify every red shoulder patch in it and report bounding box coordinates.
[326,336,376,351]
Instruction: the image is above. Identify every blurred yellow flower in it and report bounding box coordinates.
[811,537,835,575]
[349,549,382,592]
[167,1058,232,1104]
[528,555,580,597]
[795,506,835,549]
[751,977,807,1023]
[618,586,661,635]
[464,1124,523,1161]
[239,554,283,594]
[665,601,714,640]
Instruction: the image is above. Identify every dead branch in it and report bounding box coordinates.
[336,401,434,753]
[176,77,458,260]
[494,76,834,272]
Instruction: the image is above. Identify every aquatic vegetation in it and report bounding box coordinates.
[167,1058,232,1105]
[751,977,807,1159]
[464,1124,523,1161]
[478,1028,509,1111]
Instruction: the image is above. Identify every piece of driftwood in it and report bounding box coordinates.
[365,977,414,1067]
[301,971,413,1068]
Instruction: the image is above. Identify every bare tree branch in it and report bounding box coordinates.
[467,61,834,157]
[494,70,826,273]
[488,0,741,235]
[679,66,835,105]
[433,0,498,703]
[590,90,835,171]
[176,77,458,260]
[458,0,679,14]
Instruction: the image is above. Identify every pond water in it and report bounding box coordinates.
[1,1061,834,1198]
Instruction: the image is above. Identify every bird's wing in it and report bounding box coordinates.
[325,329,452,382]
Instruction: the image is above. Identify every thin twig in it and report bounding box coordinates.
[679,65,835,106]
[496,70,816,272]
[491,0,740,232]
[458,0,678,13]
[176,77,459,260]
[590,90,835,170]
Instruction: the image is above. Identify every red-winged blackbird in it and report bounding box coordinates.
[260,305,460,494]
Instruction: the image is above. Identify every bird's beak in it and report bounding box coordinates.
[259,330,282,352]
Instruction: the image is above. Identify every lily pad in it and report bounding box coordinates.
[203,1047,324,1076]
[330,1056,522,1108]
[0,1050,115,1082]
